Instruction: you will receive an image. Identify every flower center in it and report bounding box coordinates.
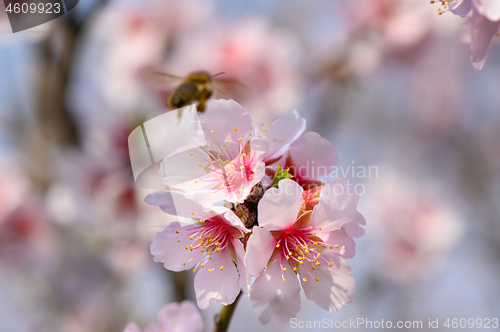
[176,215,240,273]
[191,130,259,199]
[272,226,342,283]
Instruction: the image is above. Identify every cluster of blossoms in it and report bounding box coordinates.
[144,100,365,328]
[435,0,500,69]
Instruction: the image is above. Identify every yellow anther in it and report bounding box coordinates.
[285,255,289,260]
[313,242,318,246]
[276,244,280,248]
[223,143,227,147]
[234,127,238,132]
[293,267,297,271]
[305,250,309,254]
[302,278,307,282]
[208,191,211,194]
[200,264,204,268]
[309,226,313,230]
[239,188,243,193]
[238,137,242,141]
[335,245,339,249]
[220,266,223,270]
[311,266,316,271]
[183,262,186,266]
[194,179,198,184]
[328,263,333,267]
[300,261,304,265]
[319,227,322,231]
[283,268,287,272]
[189,236,194,240]
[315,278,319,282]
[318,250,322,254]
[177,240,181,243]
[216,248,221,253]
[316,262,320,266]
[209,257,212,260]
[329,246,333,249]
[262,129,268,132]
[176,231,180,234]
[240,165,244,169]
[202,145,206,149]
[207,269,211,273]
[283,279,286,282]
[192,269,196,273]
[185,246,188,250]
[242,153,246,157]
[211,130,215,134]
[190,152,194,156]
[200,220,205,224]
[269,124,272,127]
[191,212,195,215]
[198,164,202,167]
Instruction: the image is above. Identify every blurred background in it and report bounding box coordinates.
[1,0,500,331]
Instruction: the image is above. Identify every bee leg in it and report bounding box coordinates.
[197,99,206,113]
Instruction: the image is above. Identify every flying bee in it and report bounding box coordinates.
[140,70,249,114]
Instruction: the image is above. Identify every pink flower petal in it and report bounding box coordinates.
[287,131,338,180]
[194,251,241,309]
[309,177,359,232]
[150,223,200,271]
[157,301,203,332]
[258,179,303,230]
[300,255,355,312]
[449,0,472,17]
[244,226,279,276]
[189,99,252,146]
[231,238,251,294]
[476,0,500,21]
[461,9,500,69]
[262,110,306,162]
[332,228,356,259]
[249,261,301,329]
[145,190,224,220]
[343,211,366,238]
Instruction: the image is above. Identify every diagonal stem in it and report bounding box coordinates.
[212,291,243,332]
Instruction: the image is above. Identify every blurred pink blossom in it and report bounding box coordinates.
[161,17,303,121]
[368,175,464,283]
[124,300,203,332]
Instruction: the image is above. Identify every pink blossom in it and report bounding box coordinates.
[159,99,305,204]
[146,189,248,308]
[440,0,500,69]
[244,179,364,328]
[123,300,203,332]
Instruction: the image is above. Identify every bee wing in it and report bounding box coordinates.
[212,80,253,101]
[139,69,184,90]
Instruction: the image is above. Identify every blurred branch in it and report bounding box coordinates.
[212,291,242,332]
